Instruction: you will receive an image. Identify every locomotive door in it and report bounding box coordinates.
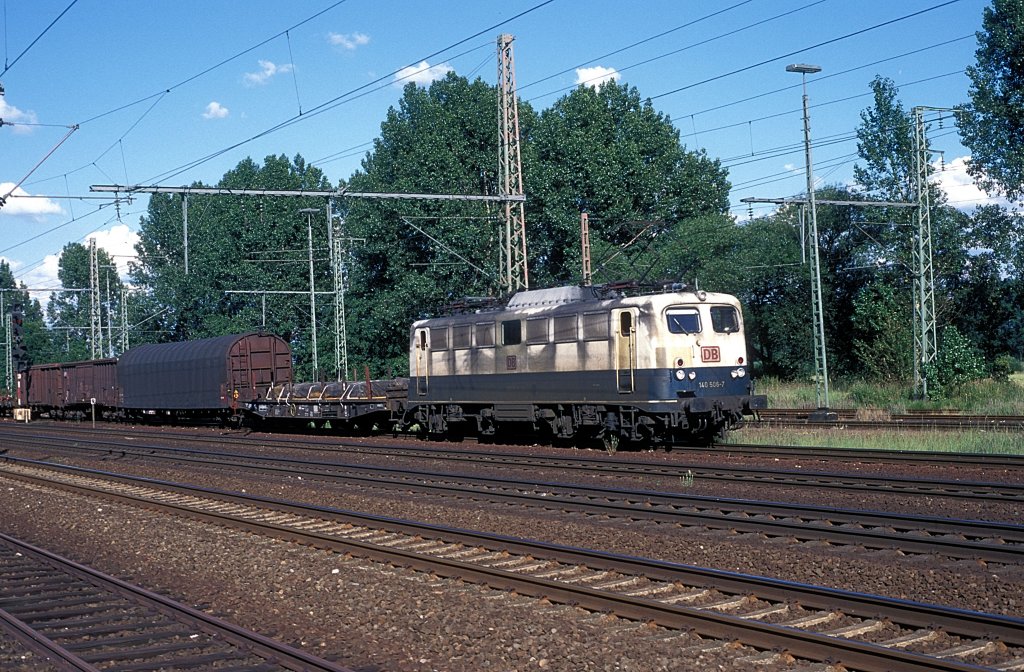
[613,308,638,393]
[414,328,430,396]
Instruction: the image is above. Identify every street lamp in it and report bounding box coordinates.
[299,207,320,380]
[786,63,830,411]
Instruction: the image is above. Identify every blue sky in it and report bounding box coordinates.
[0,0,1003,302]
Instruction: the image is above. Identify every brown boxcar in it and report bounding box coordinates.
[26,362,64,409]
[63,358,119,409]
[117,333,292,413]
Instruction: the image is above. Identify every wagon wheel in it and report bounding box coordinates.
[602,433,620,455]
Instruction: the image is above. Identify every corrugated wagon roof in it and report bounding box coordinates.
[118,333,253,368]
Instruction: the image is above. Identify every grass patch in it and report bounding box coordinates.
[755,376,1024,415]
[731,426,1024,454]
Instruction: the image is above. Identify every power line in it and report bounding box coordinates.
[1,0,79,78]
[518,0,758,93]
[671,34,973,122]
[649,0,963,102]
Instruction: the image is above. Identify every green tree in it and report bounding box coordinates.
[924,325,987,399]
[529,81,730,287]
[0,261,52,388]
[46,243,124,362]
[131,154,334,379]
[850,281,912,381]
[344,74,537,376]
[851,77,970,380]
[946,204,1024,359]
[728,215,809,379]
[957,0,1024,200]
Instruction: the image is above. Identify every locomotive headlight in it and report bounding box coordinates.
[674,369,686,381]
[730,370,738,378]
[737,367,746,378]
[688,371,697,380]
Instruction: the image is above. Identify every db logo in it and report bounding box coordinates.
[701,346,721,363]
[506,355,518,370]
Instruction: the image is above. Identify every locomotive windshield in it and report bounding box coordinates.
[711,306,740,333]
[666,308,701,334]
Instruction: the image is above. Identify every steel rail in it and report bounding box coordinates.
[6,419,1024,469]
[8,433,1023,565]
[4,424,1021,503]
[710,442,1024,467]
[0,531,353,672]
[0,457,1021,672]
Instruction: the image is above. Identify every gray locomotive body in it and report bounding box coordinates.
[407,284,766,448]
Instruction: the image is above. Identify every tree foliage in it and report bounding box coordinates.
[958,0,1024,200]
[46,243,124,362]
[343,75,524,376]
[131,154,334,379]
[17,68,1017,398]
[924,326,988,399]
[529,81,730,287]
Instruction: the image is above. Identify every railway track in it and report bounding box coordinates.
[713,442,1024,467]
[754,408,1024,432]
[6,435,1023,565]
[4,425,1023,504]
[1,458,1022,672]
[0,531,352,672]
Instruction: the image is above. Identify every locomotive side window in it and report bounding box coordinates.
[452,324,472,349]
[502,319,522,345]
[553,314,578,342]
[619,311,633,337]
[475,322,495,347]
[431,326,448,350]
[711,306,740,333]
[582,311,609,340]
[666,308,701,334]
[526,317,549,344]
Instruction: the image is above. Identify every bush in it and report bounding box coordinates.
[924,326,987,399]
[992,354,1016,382]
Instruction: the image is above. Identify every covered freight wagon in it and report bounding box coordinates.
[26,358,118,415]
[117,333,291,416]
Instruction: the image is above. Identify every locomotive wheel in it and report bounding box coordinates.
[602,433,620,455]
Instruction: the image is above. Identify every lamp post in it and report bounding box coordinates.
[786,63,830,410]
[299,207,320,380]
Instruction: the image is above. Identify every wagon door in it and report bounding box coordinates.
[414,328,430,396]
[613,308,638,393]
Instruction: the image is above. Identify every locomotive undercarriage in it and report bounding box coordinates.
[404,398,747,451]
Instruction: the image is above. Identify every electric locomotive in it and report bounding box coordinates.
[407,282,766,449]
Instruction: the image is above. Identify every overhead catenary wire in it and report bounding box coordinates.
[0,0,79,78]
[648,0,964,102]
[527,0,829,102]
[4,0,987,286]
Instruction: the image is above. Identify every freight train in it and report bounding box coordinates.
[5,282,766,449]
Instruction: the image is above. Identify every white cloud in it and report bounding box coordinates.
[328,31,370,50]
[394,61,453,87]
[0,183,63,217]
[933,155,1017,211]
[88,224,140,280]
[4,225,140,313]
[575,66,620,88]
[202,101,229,119]
[244,59,293,86]
[0,97,38,134]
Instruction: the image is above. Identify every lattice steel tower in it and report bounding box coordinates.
[911,106,946,399]
[89,238,101,359]
[497,33,528,292]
